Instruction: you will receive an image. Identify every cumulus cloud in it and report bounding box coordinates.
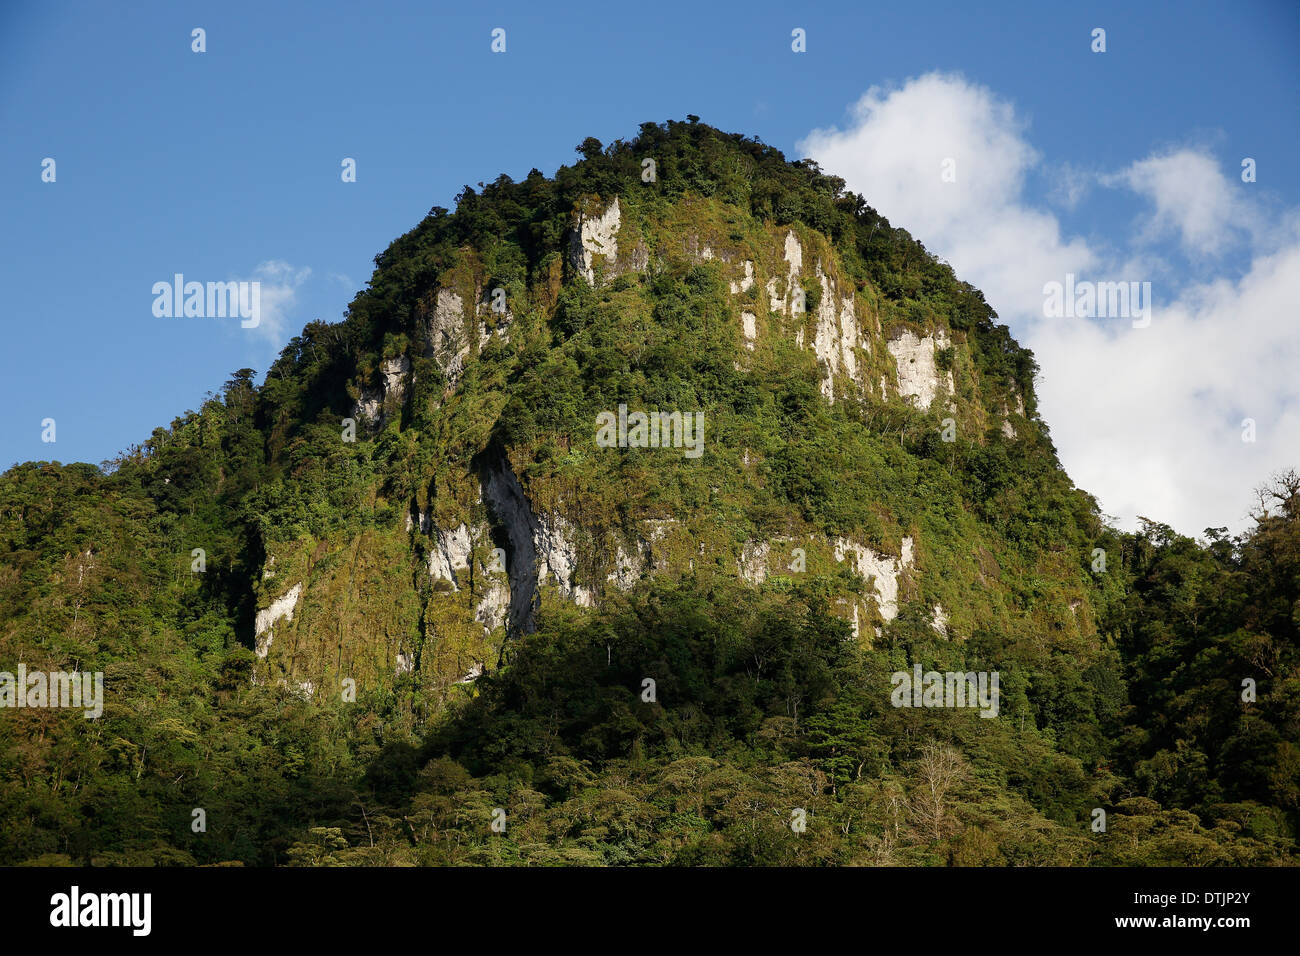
[799,73,1300,536]
[1028,233,1300,533]
[800,73,1097,328]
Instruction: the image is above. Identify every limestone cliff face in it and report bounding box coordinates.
[479,453,542,636]
[555,199,963,411]
[887,330,954,412]
[427,290,471,386]
[353,356,411,427]
[569,196,624,285]
[254,583,302,658]
[251,187,1057,701]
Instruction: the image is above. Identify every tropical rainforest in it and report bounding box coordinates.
[1,119,1296,866]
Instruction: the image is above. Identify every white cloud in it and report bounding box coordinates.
[1047,162,1093,211]
[800,73,1300,536]
[1027,234,1300,534]
[1105,149,1259,257]
[246,260,311,345]
[799,72,1097,329]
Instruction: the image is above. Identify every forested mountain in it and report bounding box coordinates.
[1,119,1295,866]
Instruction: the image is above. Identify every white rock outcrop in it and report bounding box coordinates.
[570,197,622,284]
[355,354,411,426]
[767,230,804,315]
[834,537,914,623]
[607,545,643,590]
[730,260,755,294]
[887,331,954,411]
[807,266,865,402]
[766,277,785,315]
[753,232,867,402]
[535,514,594,607]
[455,662,484,684]
[477,287,513,346]
[381,356,409,400]
[475,579,510,633]
[254,583,302,658]
[1001,393,1026,438]
[428,523,474,590]
[407,508,435,534]
[353,389,382,424]
[738,540,770,584]
[422,518,511,632]
[784,230,803,276]
[427,289,470,385]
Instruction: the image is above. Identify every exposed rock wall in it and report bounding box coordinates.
[480,455,541,635]
[254,583,302,658]
[427,523,474,590]
[887,330,954,411]
[570,197,622,284]
[534,514,595,607]
[428,289,470,385]
[353,355,411,426]
[834,536,915,623]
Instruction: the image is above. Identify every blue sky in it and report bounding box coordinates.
[2,0,1298,534]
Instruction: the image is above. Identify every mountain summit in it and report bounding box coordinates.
[2,119,1295,866]
[243,117,1085,695]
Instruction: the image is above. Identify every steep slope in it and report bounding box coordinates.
[237,121,1112,707]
